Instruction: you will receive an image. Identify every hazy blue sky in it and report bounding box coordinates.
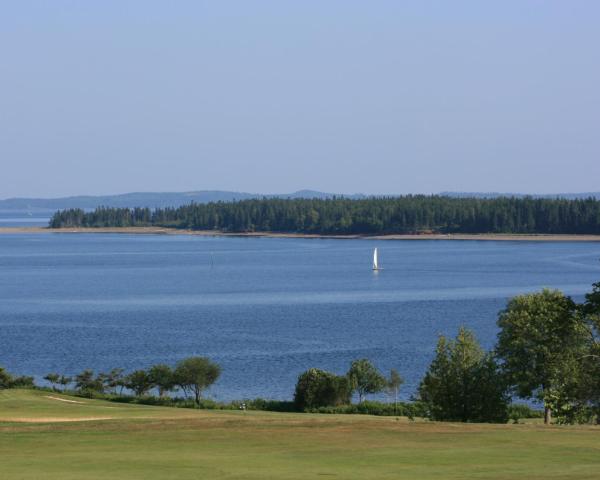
[1,1,599,198]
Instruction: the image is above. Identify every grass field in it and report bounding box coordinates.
[1,389,599,479]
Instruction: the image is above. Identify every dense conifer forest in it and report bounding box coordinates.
[49,196,600,234]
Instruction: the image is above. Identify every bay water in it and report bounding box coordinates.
[1,233,599,401]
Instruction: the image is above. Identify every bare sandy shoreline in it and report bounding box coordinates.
[1,226,600,241]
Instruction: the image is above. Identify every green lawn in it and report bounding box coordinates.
[1,389,599,479]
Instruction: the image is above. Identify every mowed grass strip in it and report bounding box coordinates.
[1,390,599,480]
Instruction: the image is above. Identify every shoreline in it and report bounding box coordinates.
[1,226,600,241]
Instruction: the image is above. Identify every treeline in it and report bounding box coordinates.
[42,357,220,405]
[3,282,600,424]
[49,196,600,234]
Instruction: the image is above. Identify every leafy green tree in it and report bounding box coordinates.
[582,281,600,318]
[174,357,221,405]
[347,359,387,403]
[149,364,175,397]
[9,375,35,388]
[0,367,33,389]
[126,370,153,397]
[387,369,404,415]
[496,289,588,424]
[419,327,509,423]
[44,373,60,391]
[75,369,104,397]
[100,368,125,394]
[293,368,351,410]
[576,281,600,423]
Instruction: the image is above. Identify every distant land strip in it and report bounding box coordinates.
[47,197,600,236]
[2,226,600,241]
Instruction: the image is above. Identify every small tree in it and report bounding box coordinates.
[347,359,387,403]
[44,373,60,391]
[496,289,588,424]
[149,364,175,397]
[58,375,72,391]
[0,367,13,389]
[102,368,125,394]
[419,327,509,423]
[294,368,351,410]
[126,370,153,397]
[75,369,104,397]
[174,357,221,405]
[387,369,404,415]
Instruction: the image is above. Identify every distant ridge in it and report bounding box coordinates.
[440,192,600,200]
[0,190,366,212]
[1,190,598,213]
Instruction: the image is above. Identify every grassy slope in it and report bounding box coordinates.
[1,390,599,480]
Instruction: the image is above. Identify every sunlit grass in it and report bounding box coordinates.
[1,389,599,479]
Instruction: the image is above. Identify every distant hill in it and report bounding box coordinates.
[0,190,366,213]
[440,192,600,200]
[1,190,598,213]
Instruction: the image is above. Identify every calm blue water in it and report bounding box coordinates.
[0,213,51,227]
[1,233,599,401]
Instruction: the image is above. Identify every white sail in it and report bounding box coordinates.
[373,248,379,270]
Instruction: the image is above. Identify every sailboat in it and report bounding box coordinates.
[372,248,382,271]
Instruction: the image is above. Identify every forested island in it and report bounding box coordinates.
[49,196,600,235]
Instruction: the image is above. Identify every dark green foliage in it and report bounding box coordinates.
[90,392,419,416]
[306,400,427,418]
[50,206,152,228]
[0,367,12,389]
[44,373,60,390]
[294,368,351,410]
[49,195,600,234]
[238,398,297,412]
[126,370,153,396]
[507,403,544,423]
[99,368,125,394]
[75,369,105,397]
[148,364,175,397]
[8,375,35,388]
[575,282,600,423]
[1,368,35,389]
[347,359,387,403]
[496,289,588,424]
[173,357,221,405]
[419,327,509,423]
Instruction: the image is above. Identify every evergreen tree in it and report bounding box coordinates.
[419,327,508,423]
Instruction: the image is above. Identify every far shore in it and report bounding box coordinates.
[2,226,600,241]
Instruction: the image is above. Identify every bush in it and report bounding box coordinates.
[0,367,35,389]
[9,375,35,388]
[306,400,427,418]
[507,403,544,423]
[0,367,12,389]
[294,368,351,411]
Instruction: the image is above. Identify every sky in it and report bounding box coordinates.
[1,1,599,198]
